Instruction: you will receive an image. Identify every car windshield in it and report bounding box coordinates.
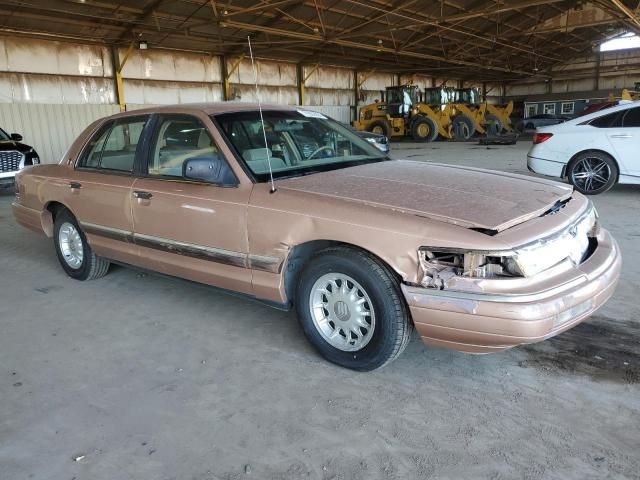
[214,109,388,182]
[0,128,10,141]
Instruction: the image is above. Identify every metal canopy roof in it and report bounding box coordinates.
[1,0,638,81]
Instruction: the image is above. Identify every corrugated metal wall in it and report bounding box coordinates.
[0,103,119,163]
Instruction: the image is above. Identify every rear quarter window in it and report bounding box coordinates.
[589,111,623,128]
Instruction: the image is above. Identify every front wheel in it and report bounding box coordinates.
[411,116,439,142]
[567,151,618,195]
[452,115,474,140]
[368,120,390,138]
[53,209,110,280]
[295,247,413,371]
[484,113,503,135]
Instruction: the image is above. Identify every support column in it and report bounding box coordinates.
[594,52,601,91]
[298,64,320,106]
[113,40,135,112]
[223,55,245,101]
[297,63,304,106]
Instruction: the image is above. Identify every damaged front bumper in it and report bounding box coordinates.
[402,228,621,353]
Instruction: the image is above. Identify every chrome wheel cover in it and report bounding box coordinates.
[571,157,611,192]
[309,273,375,352]
[58,222,84,269]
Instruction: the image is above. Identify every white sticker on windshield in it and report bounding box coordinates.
[297,109,327,119]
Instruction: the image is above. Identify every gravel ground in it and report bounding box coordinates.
[1,139,639,480]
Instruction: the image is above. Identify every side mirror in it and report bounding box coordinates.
[10,133,22,142]
[183,155,236,185]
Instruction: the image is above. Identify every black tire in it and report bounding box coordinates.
[295,247,413,371]
[485,113,503,135]
[53,209,110,280]
[567,151,618,195]
[411,116,439,142]
[452,115,475,140]
[368,120,390,138]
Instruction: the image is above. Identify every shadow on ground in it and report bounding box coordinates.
[518,316,640,384]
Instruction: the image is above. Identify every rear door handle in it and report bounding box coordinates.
[611,134,632,138]
[133,191,153,200]
[68,182,82,189]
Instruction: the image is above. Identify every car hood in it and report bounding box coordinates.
[276,160,573,232]
[0,140,33,154]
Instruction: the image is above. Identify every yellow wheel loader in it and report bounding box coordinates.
[353,85,454,142]
[608,89,640,102]
[449,88,514,140]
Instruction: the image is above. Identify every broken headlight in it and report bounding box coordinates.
[419,248,517,288]
[419,204,600,289]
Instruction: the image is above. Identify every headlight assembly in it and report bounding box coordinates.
[419,248,516,288]
[419,203,600,289]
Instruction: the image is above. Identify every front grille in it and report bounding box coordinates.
[0,151,23,173]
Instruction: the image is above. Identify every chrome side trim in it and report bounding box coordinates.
[134,232,248,268]
[248,254,283,274]
[81,222,134,243]
[80,222,281,272]
[403,277,586,304]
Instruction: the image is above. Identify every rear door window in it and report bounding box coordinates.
[589,111,623,128]
[79,116,149,172]
[621,107,640,127]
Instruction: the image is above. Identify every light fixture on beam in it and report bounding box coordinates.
[138,40,148,50]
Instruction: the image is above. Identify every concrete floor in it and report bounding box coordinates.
[1,140,639,480]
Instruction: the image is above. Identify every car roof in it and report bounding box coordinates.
[106,102,300,119]
[561,99,639,126]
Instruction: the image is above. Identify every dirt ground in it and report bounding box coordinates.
[1,140,639,480]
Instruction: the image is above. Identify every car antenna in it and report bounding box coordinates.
[247,35,276,194]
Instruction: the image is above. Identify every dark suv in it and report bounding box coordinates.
[0,127,40,188]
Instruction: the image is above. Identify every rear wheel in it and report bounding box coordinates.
[453,115,474,140]
[295,247,412,371]
[567,151,618,195]
[368,120,390,137]
[53,209,110,280]
[411,116,438,142]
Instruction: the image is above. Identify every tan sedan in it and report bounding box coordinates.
[13,104,621,370]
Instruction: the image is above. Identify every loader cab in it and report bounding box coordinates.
[422,87,455,107]
[454,88,481,106]
[385,85,419,118]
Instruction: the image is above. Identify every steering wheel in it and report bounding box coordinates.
[306,145,334,160]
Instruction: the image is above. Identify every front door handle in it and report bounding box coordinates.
[68,182,82,189]
[611,134,632,138]
[133,191,153,200]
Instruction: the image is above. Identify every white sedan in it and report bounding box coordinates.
[527,101,640,194]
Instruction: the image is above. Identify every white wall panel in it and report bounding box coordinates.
[231,84,298,104]
[229,58,297,86]
[399,74,433,89]
[0,103,118,163]
[305,105,352,123]
[304,65,353,89]
[360,72,395,92]
[122,79,223,105]
[0,73,115,104]
[505,82,548,96]
[119,49,222,83]
[3,37,110,77]
[304,87,352,106]
[0,38,7,71]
